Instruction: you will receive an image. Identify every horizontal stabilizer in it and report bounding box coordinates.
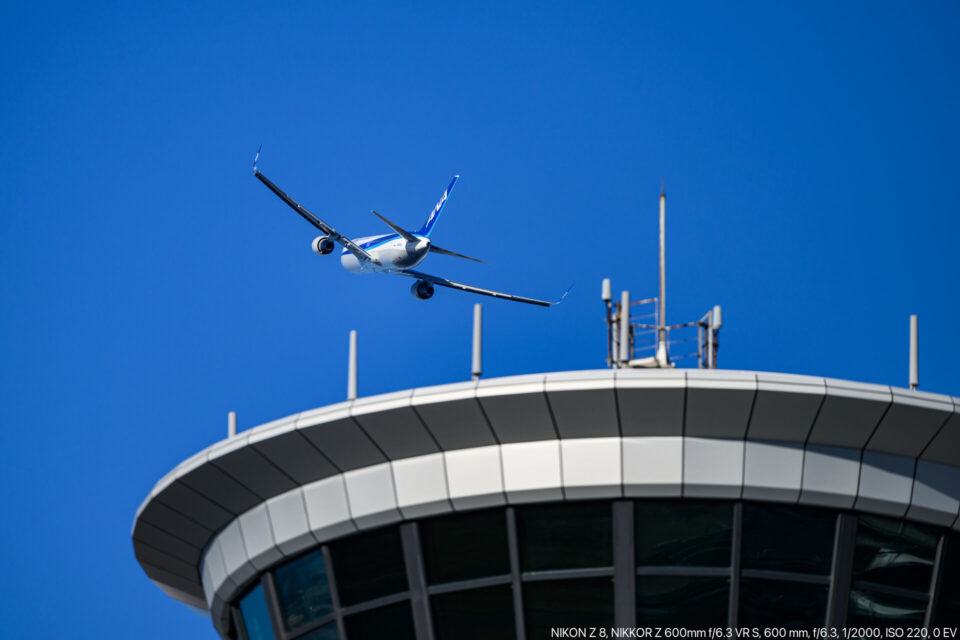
[371,210,418,243]
[429,244,486,264]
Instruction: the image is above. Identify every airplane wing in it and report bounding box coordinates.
[393,269,569,307]
[254,167,374,263]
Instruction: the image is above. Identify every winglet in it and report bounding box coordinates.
[253,145,262,173]
[553,283,574,305]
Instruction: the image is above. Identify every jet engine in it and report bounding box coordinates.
[311,235,335,255]
[410,280,435,300]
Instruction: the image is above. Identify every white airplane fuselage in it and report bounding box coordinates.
[340,234,431,273]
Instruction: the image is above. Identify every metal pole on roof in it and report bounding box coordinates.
[910,315,919,390]
[710,305,723,369]
[602,278,613,367]
[619,290,631,365]
[348,330,358,400]
[655,189,669,366]
[698,320,704,369]
[228,411,237,438]
[472,304,483,380]
[707,314,715,370]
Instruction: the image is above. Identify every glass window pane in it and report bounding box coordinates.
[296,623,340,640]
[524,578,614,638]
[274,548,333,631]
[740,578,827,628]
[420,509,510,585]
[636,576,728,627]
[517,502,612,571]
[848,588,927,628]
[741,503,836,574]
[343,601,415,640]
[330,526,407,606]
[935,597,960,626]
[635,500,732,567]
[432,585,515,640]
[239,583,274,640]
[934,534,960,625]
[853,516,938,592]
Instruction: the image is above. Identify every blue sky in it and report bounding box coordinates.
[1,2,958,637]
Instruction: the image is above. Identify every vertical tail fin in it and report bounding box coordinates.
[416,175,459,237]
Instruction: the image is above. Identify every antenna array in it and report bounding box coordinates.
[602,190,723,369]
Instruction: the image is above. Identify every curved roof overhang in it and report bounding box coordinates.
[132,369,960,630]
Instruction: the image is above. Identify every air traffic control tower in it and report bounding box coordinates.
[132,195,960,639]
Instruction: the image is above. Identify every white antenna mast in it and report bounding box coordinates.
[472,304,483,380]
[655,186,670,366]
[910,315,919,390]
[347,330,358,400]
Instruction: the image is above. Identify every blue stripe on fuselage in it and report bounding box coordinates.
[341,233,426,254]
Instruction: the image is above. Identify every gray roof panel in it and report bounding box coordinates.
[867,388,954,457]
[352,390,439,459]
[685,371,757,439]
[546,371,618,438]
[747,373,825,442]
[133,519,203,565]
[477,374,555,443]
[177,463,263,516]
[135,544,203,582]
[209,446,297,499]
[241,414,301,445]
[299,417,386,470]
[615,369,686,437]
[353,406,439,458]
[141,563,206,601]
[479,392,556,443]
[251,429,340,484]
[921,400,960,466]
[412,380,496,449]
[153,480,234,532]
[806,378,892,448]
[136,500,212,549]
[548,388,619,438]
[414,398,496,449]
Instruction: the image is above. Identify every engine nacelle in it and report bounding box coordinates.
[311,235,335,255]
[410,280,435,300]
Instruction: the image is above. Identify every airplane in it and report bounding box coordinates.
[252,151,568,307]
